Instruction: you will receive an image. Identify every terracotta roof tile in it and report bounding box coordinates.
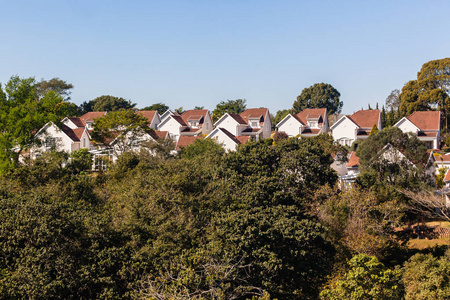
[137,110,157,123]
[180,109,208,124]
[240,108,268,124]
[228,113,248,125]
[236,136,250,144]
[301,128,321,135]
[155,131,168,139]
[217,128,242,144]
[79,112,107,124]
[407,111,440,131]
[60,124,80,141]
[172,115,188,126]
[444,169,450,182]
[176,136,202,150]
[68,117,85,127]
[346,151,360,168]
[348,109,380,128]
[295,108,326,125]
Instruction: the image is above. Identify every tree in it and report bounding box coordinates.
[369,124,379,135]
[90,109,151,159]
[35,77,74,100]
[403,253,450,300]
[0,76,72,173]
[292,83,342,115]
[320,254,403,300]
[385,89,400,111]
[88,95,136,112]
[178,138,225,159]
[212,99,247,121]
[272,109,291,127]
[140,102,169,115]
[399,58,450,116]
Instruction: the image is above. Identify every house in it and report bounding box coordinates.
[276,108,328,137]
[78,111,107,130]
[214,108,272,141]
[158,109,213,141]
[31,122,90,158]
[136,110,161,129]
[346,151,360,176]
[394,111,441,149]
[206,127,251,152]
[330,109,382,146]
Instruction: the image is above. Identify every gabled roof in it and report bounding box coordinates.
[394,117,420,132]
[172,115,188,126]
[444,169,450,182]
[180,109,209,125]
[155,131,169,139]
[67,117,85,127]
[137,110,158,123]
[240,108,269,124]
[79,112,107,124]
[176,136,202,150]
[209,127,242,145]
[406,111,440,131]
[347,109,380,128]
[346,151,360,168]
[60,124,84,142]
[236,136,250,144]
[295,108,327,125]
[214,112,247,126]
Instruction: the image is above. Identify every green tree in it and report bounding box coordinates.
[293,83,342,115]
[140,102,169,114]
[369,124,379,135]
[69,148,94,173]
[90,109,151,159]
[399,58,450,117]
[403,253,450,300]
[35,77,74,100]
[212,99,247,121]
[179,138,225,159]
[320,254,403,300]
[0,76,73,173]
[88,95,136,112]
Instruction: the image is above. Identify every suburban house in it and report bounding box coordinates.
[30,112,107,158]
[176,135,203,151]
[206,127,250,152]
[276,108,329,137]
[330,109,382,146]
[214,108,272,141]
[394,111,441,149]
[157,109,213,141]
[136,110,161,129]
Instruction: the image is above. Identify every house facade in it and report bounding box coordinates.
[276,108,328,137]
[136,110,161,129]
[214,108,272,141]
[206,127,250,152]
[395,111,441,149]
[158,109,213,141]
[330,109,382,146]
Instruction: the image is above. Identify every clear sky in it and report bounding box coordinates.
[1,0,449,115]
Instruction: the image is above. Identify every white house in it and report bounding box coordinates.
[31,122,90,158]
[137,110,161,129]
[214,108,272,140]
[330,109,382,146]
[158,109,213,141]
[394,111,441,150]
[206,127,250,152]
[276,108,328,137]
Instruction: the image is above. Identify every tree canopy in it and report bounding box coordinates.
[399,58,450,116]
[292,83,342,115]
[35,77,74,100]
[212,99,247,121]
[139,102,169,114]
[82,95,136,112]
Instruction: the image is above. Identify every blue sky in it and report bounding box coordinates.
[1,0,450,115]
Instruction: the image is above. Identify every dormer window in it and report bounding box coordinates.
[251,121,258,127]
[308,121,317,128]
[189,120,198,127]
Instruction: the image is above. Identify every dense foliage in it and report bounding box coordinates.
[293,83,342,115]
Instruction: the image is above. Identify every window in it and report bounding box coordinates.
[338,138,352,146]
[82,138,86,148]
[251,121,258,127]
[45,137,56,148]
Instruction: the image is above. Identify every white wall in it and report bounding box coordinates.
[208,130,237,152]
[277,116,302,137]
[215,115,240,136]
[396,119,419,134]
[34,123,74,155]
[332,117,358,146]
[158,117,182,141]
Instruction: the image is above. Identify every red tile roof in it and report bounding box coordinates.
[407,111,440,131]
[301,128,321,135]
[240,108,268,124]
[68,117,85,127]
[236,136,250,144]
[348,110,380,128]
[73,128,86,140]
[172,115,188,126]
[444,169,450,182]
[435,153,450,162]
[180,109,209,125]
[60,124,80,141]
[79,112,107,124]
[137,110,157,123]
[295,108,326,125]
[155,131,168,139]
[176,136,202,150]
[228,113,248,125]
[346,151,360,168]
